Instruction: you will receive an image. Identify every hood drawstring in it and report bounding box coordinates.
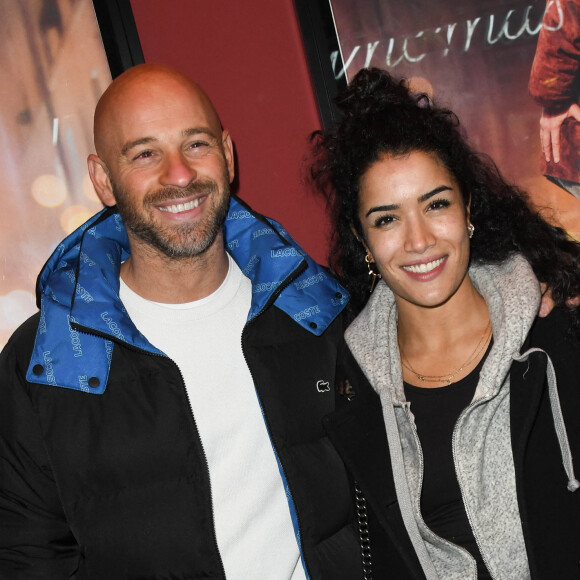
[513,348,580,493]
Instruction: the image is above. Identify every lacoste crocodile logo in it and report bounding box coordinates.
[316,380,330,393]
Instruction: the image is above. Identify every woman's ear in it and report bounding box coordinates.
[465,193,472,223]
[351,225,371,256]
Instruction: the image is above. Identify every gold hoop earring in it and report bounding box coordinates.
[365,254,382,293]
[467,223,475,239]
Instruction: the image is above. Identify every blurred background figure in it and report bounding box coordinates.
[0,0,111,347]
[529,0,580,198]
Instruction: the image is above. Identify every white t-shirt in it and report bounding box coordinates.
[119,255,306,579]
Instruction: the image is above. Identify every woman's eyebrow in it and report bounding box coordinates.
[365,185,453,217]
[418,185,453,203]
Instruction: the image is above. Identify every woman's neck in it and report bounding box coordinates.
[396,276,491,387]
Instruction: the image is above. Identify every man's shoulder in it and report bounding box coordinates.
[523,308,580,391]
[528,307,577,348]
[3,312,40,352]
[1,311,41,374]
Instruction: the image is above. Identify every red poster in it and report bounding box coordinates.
[330,0,580,237]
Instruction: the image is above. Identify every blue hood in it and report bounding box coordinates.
[27,196,348,394]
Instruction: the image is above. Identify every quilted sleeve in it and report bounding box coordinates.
[0,322,79,579]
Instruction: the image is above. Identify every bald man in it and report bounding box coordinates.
[0,65,361,579]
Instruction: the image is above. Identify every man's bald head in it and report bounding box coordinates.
[87,62,234,227]
[93,64,223,163]
[87,63,235,272]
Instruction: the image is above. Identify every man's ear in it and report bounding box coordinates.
[87,154,116,207]
[222,130,235,184]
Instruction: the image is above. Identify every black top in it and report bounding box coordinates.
[404,345,492,579]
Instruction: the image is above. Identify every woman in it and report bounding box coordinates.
[311,68,580,579]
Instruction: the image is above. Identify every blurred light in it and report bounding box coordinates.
[60,205,94,234]
[52,117,59,145]
[82,172,100,203]
[31,174,67,207]
[0,289,36,330]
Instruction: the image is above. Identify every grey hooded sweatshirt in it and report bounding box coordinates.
[344,255,544,580]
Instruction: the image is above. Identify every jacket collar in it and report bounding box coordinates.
[345,254,541,404]
[27,196,348,393]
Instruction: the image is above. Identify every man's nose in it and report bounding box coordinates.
[159,152,197,188]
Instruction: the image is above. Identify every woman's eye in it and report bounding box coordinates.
[428,198,451,211]
[374,215,396,227]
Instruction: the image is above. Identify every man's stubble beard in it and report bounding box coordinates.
[112,173,231,260]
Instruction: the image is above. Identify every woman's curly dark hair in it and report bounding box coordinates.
[310,67,580,323]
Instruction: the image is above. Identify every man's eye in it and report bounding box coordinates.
[134,150,154,160]
[189,141,209,150]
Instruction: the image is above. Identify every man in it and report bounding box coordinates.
[0,65,360,579]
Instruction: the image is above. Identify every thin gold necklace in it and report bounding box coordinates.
[399,321,492,386]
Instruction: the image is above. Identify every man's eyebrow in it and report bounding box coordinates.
[121,128,219,157]
[181,127,218,139]
[365,186,453,217]
[121,137,157,157]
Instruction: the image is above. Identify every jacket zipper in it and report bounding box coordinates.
[451,396,496,579]
[240,259,312,580]
[72,254,309,578]
[402,404,479,579]
[71,323,227,578]
[171,357,227,579]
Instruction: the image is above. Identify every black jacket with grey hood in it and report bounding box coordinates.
[325,255,580,579]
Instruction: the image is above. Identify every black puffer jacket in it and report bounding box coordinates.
[0,197,362,579]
